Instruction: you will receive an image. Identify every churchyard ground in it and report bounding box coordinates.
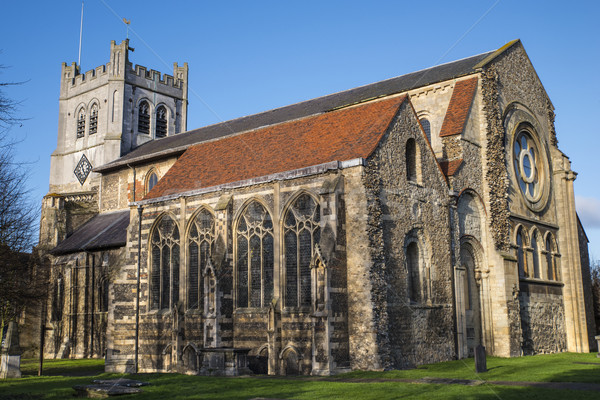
[1,352,600,399]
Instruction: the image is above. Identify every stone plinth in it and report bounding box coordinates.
[199,348,252,376]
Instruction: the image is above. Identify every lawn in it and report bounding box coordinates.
[0,353,599,399]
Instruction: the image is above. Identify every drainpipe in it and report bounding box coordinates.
[135,204,143,373]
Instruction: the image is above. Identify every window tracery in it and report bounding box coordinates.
[187,209,215,310]
[89,104,98,135]
[77,108,86,138]
[283,193,320,308]
[156,105,167,138]
[150,215,180,310]
[236,201,274,308]
[138,101,150,134]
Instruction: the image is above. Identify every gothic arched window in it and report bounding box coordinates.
[406,241,421,303]
[546,234,559,281]
[51,274,64,321]
[138,101,150,134]
[188,209,215,310]
[516,228,527,278]
[156,105,167,138]
[146,172,158,194]
[89,104,98,135]
[283,193,320,308]
[236,201,274,308]
[77,108,86,138]
[420,118,431,143]
[150,215,180,310]
[531,232,541,278]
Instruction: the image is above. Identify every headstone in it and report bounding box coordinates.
[474,344,487,373]
[0,322,22,379]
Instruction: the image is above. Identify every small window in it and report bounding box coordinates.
[420,118,431,143]
[546,235,559,281]
[406,138,417,182]
[516,228,527,278]
[406,242,421,303]
[138,101,150,134]
[89,104,98,135]
[77,109,86,138]
[156,106,167,138]
[531,234,540,278]
[98,275,109,312]
[146,172,158,194]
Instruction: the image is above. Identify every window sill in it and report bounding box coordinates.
[519,277,563,287]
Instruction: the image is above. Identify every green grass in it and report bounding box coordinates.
[1,353,600,399]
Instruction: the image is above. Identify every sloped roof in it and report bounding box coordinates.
[51,210,130,255]
[439,77,478,137]
[96,49,495,173]
[144,95,407,200]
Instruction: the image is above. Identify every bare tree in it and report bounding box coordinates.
[0,65,44,345]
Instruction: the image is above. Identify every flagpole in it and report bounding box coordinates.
[78,2,84,67]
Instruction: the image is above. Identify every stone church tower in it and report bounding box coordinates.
[36,40,187,359]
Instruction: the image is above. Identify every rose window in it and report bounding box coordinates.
[513,130,542,202]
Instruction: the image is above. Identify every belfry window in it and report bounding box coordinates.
[188,209,215,310]
[150,215,180,310]
[77,109,86,138]
[138,101,150,134]
[236,201,274,308]
[89,104,98,135]
[156,106,167,138]
[283,194,320,308]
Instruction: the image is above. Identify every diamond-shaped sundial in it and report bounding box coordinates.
[74,154,93,185]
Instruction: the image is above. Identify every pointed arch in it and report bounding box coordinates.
[138,99,151,135]
[529,227,542,279]
[514,225,529,278]
[235,199,274,308]
[76,104,86,138]
[187,206,216,310]
[281,191,321,308]
[145,168,159,195]
[149,212,180,310]
[88,99,100,135]
[404,228,429,304]
[155,104,168,138]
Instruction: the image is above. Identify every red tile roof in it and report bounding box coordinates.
[439,159,463,177]
[439,77,478,137]
[144,95,407,200]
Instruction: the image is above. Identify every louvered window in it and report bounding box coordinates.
[150,215,180,310]
[156,106,167,138]
[284,194,320,308]
[138,101,150,134]
[187,209,215,310]
[77,109,86,138]
[236,201,273,308]
[89,104,98,135]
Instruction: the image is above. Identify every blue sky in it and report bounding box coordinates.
[1,0,599,258]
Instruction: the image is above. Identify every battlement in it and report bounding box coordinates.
[69,63,109,86]
[128,62,183,89]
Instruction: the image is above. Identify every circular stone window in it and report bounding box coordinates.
[512,127,549,211]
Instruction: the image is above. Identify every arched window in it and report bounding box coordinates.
[77,108,86,138]
[188,209,215,310]
[236,201,274,308]
[283,193,320,308]
[420,118,431,143]
[516,228,527,278]
[146,172,158,194]
[51,274,64,321]
[156,105,167,138]
[406,138,418,182]
[138,101,150,134]
[531,233,540,278]
[546,235,559,280]
[150,215,180,310]
[460,246,475,311]
[406,241,421,303]
[89,104,98,135]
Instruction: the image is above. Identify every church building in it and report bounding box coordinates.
[38,39,595,375]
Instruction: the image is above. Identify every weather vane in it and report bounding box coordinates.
[123,18,131,39]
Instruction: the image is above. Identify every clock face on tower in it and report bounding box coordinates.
[74,154,93,185]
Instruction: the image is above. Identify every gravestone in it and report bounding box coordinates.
[0,321,22,378]
[474,344,487,373]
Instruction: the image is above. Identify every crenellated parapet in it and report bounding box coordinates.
[128,63,184,89]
